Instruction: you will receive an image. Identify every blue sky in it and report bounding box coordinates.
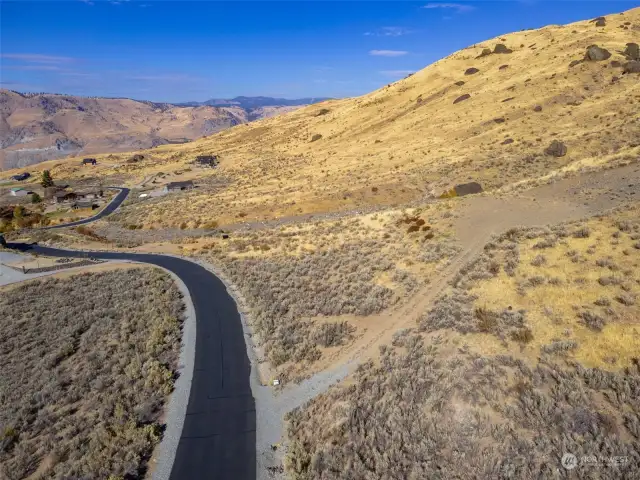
[1,1,637,102]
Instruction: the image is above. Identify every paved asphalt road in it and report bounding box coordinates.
[7,186,257,480]
[42,187,130,229]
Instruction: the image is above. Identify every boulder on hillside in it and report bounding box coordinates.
[591,16,606,27]
[453,94,471,104]
[494,44,513,54]
[569,59,583,68]
[545,140,567,157]
[624,42,639,60]
[623,61,640,74]
[454,81,465,86]
[477,48,492,58]
[585,45,612,61]
[533,105,543,112]
[499,64,509,70]
[464,67,480,75]
[610,60,622,68]
[502,138,514,145]
[454,182,483,196]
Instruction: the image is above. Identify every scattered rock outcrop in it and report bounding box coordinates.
[502,138,514,145]
[591,16,607,27]
[623,61,640,73]
[494,43,513,54]
[624,42,639,60]
[499,65,509,70]
[454,81,465,86]
[545,140,567,157]
[585,45,612,61]
[453,94,471,104]
[464,67,480,75]
[477,44,512,59]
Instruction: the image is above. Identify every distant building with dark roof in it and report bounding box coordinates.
[75,189,103,200]
[11,172,30,181]
[82,158,97,166]
[53,191,77,204]
[164,180,195,193]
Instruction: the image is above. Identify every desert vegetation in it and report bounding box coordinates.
[190,206,461,381]
[419,204,640,368]
[285,204,640,478]
[286,332,640,479]
[0,268,185,479]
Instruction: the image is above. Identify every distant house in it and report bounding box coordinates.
[194,155,218,168]
[75,189,104,200]
[11,172,30,181]
[82,158,97,166]
[44,185,70,200]
[164,181,194,193]
[10,188,30,197]
[53,191,77,204]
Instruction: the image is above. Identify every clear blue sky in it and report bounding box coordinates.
[0,1,636,102]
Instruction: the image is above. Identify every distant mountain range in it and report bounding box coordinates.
[176,96,332,109]
[0,91,331,170]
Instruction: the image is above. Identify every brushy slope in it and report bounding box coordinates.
[0,268,184,480]
[14,8,640,228]
[285,204,640,479]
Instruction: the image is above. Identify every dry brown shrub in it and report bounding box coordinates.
[0,269,184,480]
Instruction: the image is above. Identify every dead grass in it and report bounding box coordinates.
[6,8,639,230]
[0,268,184,480]
[448,205,640,370]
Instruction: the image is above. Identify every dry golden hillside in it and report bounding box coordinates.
[10,8,638,229]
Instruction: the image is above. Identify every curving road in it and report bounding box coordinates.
[42,187,130,229]
[7,187,256,480]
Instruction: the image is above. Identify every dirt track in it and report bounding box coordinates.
[306,162,640,377]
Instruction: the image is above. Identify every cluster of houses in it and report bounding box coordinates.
[8,184,104,210]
